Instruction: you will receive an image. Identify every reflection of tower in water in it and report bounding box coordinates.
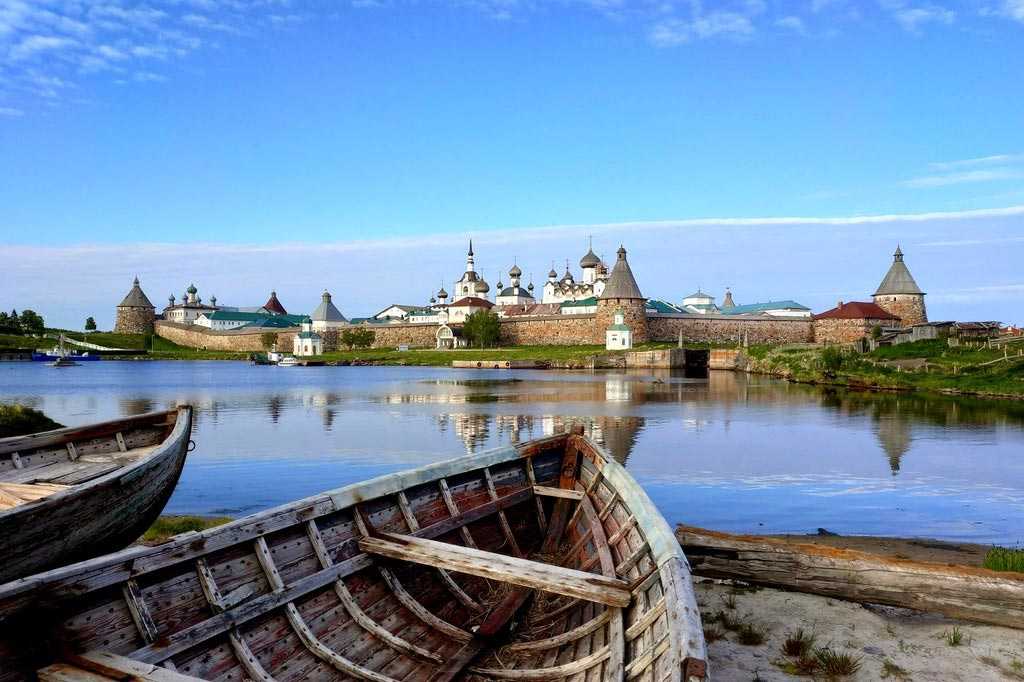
[323,409,336,431]
[438,413,491,453]
[495,414,536,444]
[119,397,155,416]
[591,415,645,465]
[876,414,912,475]
[266,395,284,424]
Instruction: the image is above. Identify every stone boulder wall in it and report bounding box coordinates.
[874,294,926,327]
[812,317,895,344]
[115,307,155,335]
[155,321,296,352]
[647,315,814,345]
[498,315,601,346]
[366,323,439,349]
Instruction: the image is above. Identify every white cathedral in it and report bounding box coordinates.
[432,240,609,310]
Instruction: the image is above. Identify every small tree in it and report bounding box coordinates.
[18,310,44,335]
[821,346,844,376]
[85,317,97,333]
[462,311,501,349]
[6,310,19,334]
[260,332,278,351]
[352,328,375,349]
[870,324,882,340]
[341,328,375,349]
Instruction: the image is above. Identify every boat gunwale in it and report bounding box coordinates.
[0,408,185,456]
[0,407,192,519]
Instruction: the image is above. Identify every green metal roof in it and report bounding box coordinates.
[560,296,599,308]
[297,331,321,339]
[607,324,631,331]
[644,299,683,313]
[719,300,810,315]
[207,311,307,323]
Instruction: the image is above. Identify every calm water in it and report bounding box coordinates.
[3,361,1024,544]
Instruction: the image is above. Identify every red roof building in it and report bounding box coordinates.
[813,301,899,321]
[813,301,900,344]
[263,290,288,316]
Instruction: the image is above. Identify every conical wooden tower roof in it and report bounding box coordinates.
[874,246,924,295]
[118,277,155,309]
[599,246,644,300]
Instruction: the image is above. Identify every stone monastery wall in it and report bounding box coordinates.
[158,313,817,351]
[647,314,814,345]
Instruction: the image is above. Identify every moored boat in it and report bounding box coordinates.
[0,427,706,681]
[0,407,194,584]
[276,355,299,366]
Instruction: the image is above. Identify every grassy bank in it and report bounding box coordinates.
[746,339,1024,399]
[0,405,63,437]
[139,515,232,545]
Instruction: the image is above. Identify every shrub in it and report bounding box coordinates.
[782,629,815,658]
[260,332,278,351]
[462,310,501,348]
[983,546,1024,573]
[736,623,765,646]
[0,404,63,438]
[341,328,376,349]
[944,626,966,646]
[815,648,861,677]
[821,346,844,374]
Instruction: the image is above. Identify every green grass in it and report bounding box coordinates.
[814,647,861,677]
[745,340,1024,399]
[140,515,232,545]
[54,329,149,349]
[0,404,63,437]
[881,659,911,680]
[782,629,816,658]
[983,546,1024,572]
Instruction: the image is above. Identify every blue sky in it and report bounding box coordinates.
[1,0,1023,327]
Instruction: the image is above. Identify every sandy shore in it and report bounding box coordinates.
[695,578,1024,680]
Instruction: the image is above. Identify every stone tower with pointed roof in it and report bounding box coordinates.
[115,276,156,334]
[596,245,647,343]
[873,246,927,326]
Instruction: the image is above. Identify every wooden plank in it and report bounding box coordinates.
[469,645,611,679]
[67,651,204,682]
[484,467,521,557]
[66,442,79,461]
[396,492,480,611]
[625,597,666,641]
[122,579,159,644]
[253,537,285,592]
[37,663,113,682]
[615,541,649,577]
[130,553,374,664]
[115,432,128,453]
[598,491,621,522]
[352,503,475,643]
[579,491,624,682]
[533,485,584,500]
[677,525,1024,630]
[504,609,613,652]
[540,442,579,554]
[285,602,401,682]
[193,557,276,682]
[360,533,631,607]
[11,452,23,469]
[427,642,484,682]
[304,520,444,663]
[439,478,477,549]
[624,633,670,680]
[523,458,547,534]
[607,515,637,547]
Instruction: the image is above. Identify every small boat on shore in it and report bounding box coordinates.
[0,427,706,681]
[276,355,299,366]
[0,407,194,585]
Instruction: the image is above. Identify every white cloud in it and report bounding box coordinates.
[775,15,806,33]
[879,1,955,33]
[9,34,79,61]
[903,168,1024,188]
[928,153,1024,171]
[0,105,24,116]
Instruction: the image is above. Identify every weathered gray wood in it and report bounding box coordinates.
[469,645,611,679]
[37,663,112,681]
[484,467,521,557]
[438,478,477,549]
[68,651,204,682]
[0,407,193,584]
[360,533,632,607]
[504,609,613,652]
[523,459,548,534]
[122,579,158,644]
[115,433,128,453]
[533,485,584,500]
[10,453,23,470]
[677,525,1024,630]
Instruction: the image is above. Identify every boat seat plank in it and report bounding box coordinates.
[0,461,73,484]
[359,533,631,607]
[37,664,117,681]
[533,485,584,500]
[52,462,123,485]
[65,651,206,681]
[0,482,72,509]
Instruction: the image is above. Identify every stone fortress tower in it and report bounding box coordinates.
[114,276,156,334]
[596,246,647,343]
[873,246,927,326]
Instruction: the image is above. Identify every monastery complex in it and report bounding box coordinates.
[116,239,934,354]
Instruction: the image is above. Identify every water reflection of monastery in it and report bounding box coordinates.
[438,411,644,464]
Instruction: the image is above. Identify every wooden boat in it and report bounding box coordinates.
[0,427,707,681]
[0,407,194,584]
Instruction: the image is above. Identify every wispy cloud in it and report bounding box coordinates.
[903,168,1024,188]
[0,0,305,114]
[929,153,1024,171]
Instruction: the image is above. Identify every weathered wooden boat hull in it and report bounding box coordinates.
[0,428,705,681]
[0,407,194,583]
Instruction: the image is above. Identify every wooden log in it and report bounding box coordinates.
[360,533,631,607]
[533,486,584,500]
[676,525,1024,630]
